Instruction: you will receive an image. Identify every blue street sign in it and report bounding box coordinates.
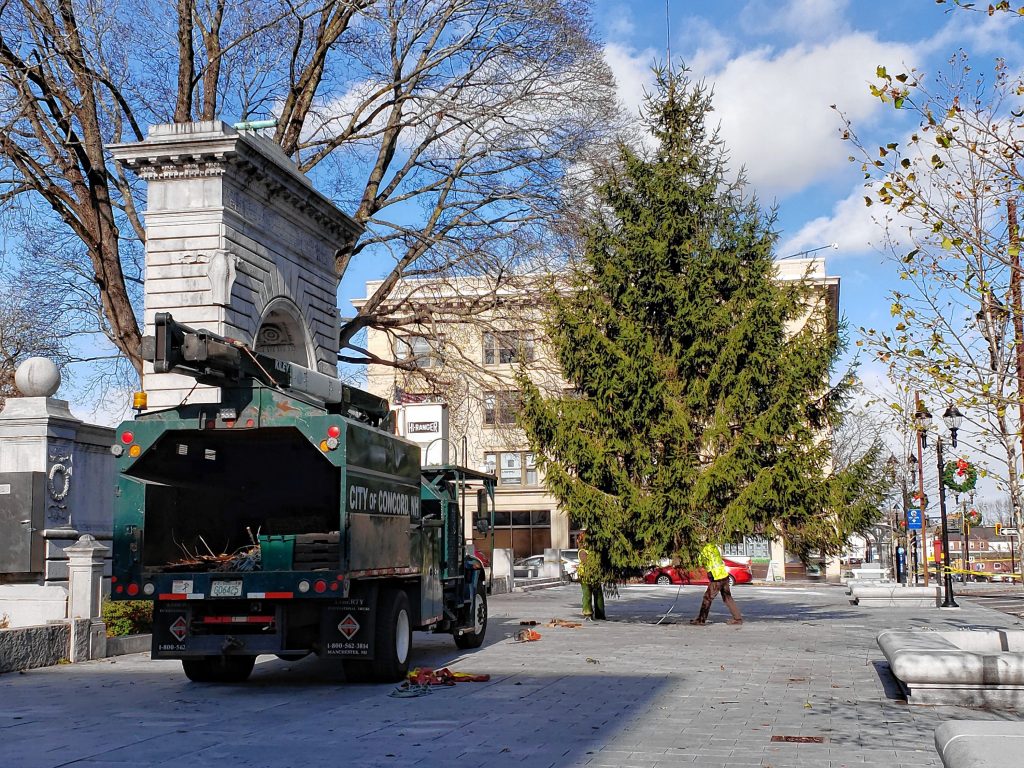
[907,507,922,530]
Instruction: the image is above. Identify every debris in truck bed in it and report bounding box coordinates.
[164,546,261,572]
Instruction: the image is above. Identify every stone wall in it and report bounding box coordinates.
[0,622,70,673]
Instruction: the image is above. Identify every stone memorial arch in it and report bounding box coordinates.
[110,122,361,409]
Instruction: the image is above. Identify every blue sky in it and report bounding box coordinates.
[583,0,1021,390]
[338,0,1024,395]
[571,0,1024,505]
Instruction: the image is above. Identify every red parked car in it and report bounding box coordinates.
[643,558,753,587]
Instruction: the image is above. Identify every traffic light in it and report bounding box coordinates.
[995,522,1002,536]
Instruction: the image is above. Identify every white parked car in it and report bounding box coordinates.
[513,552,579,580]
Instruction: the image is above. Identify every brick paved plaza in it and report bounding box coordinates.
[1,583,1019,767]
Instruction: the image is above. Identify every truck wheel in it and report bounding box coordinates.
[370,588,412,682]
[454,590,487,649]
[182,655,255,683]
[182,657,217,682]
[216,655,256,682]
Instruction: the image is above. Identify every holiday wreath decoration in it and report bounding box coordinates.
[942,457,978,494]
[965,507,982,526]
[911,490,929,510]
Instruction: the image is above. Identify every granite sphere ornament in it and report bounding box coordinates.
[14,357,61,397]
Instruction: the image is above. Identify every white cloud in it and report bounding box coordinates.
[779,185,890,258]
[695,33,918,198]
[606,5,636,40]
[683,19,736,75]
[924,11,1024,63]
[740,0,852,41]
[602,42,658,116]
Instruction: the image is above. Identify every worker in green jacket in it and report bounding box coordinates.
[691,542,743,625]
[577,531,605,620]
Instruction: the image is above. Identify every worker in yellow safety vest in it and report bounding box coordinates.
[691,543,743,625]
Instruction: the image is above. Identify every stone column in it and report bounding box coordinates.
[66,535,109,661]
[109,122,363,409]
[768,538,787,581]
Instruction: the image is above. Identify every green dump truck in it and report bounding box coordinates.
[110,313,494,683]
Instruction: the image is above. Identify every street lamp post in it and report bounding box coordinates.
[936,404,964,609]
[914,399,932,586]
[906,454,920,585]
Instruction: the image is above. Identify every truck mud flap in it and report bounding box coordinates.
[320,598,375,658]
[152,602,190,657]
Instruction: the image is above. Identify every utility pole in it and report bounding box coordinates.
[916,391,929,587]
[1009,198,1024,578]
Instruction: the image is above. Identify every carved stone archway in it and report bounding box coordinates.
[109,121,361,408]
[255,299,314,367]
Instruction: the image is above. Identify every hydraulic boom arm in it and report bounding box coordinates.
[141,312,391,425]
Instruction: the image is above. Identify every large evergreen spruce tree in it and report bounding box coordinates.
[518,71,887,579]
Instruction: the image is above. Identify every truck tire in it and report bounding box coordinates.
[216,655,256,682]
[370,588,412,682]
[182,655,256,683]
[182,657,217,682]
[454,590,487,649]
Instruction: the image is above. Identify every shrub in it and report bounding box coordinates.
[102,599,153,637]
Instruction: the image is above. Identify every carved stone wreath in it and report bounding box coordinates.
[47,461,71,502]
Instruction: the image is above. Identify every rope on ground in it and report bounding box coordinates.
[389,667,490,697]
[655,584,685,625]
[389,681,434,698]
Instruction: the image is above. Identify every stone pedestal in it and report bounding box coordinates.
[110,122,362,409]
[66,535,109,661]
[0,395,114,591]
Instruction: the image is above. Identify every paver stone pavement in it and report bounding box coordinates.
[1,582,1021,767]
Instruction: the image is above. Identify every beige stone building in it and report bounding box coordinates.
[354,257,840,576]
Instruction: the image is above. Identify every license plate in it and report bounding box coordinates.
[210,580,243,597]
[171,580,193,594]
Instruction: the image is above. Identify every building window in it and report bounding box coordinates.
[396,335,443,369]
[483,391,520,426]
[484,451,539,486]
[722,536,770,559]
[483,331,534,365]
[484,509,551,558]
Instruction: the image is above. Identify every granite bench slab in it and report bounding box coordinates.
[935,721,1024,767]
[851,585,940,607]
[878,629,1024,707]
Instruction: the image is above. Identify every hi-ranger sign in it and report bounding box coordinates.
[408,421,440,434]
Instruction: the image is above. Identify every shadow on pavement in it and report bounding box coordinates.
[592,585,863,625]
[871,659,906,701]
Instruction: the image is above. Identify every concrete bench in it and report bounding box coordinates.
[850,585,940,607]
[843,567,891,586]
[850,566,888,578]
[878,629,1024,707]
[935,721,1024,768]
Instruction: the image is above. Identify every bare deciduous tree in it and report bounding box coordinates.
[0,256,69,405]
[0,0,620,388]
